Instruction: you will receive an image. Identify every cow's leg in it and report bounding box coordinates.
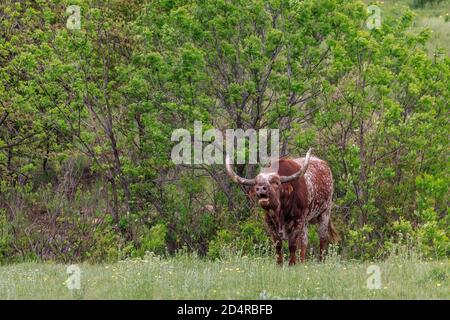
[266,213,283,266]
[288,237,297,266]
[319,239,327,262]
[318,211,330,262]
[298,223,308,263]
[275,239,283,266]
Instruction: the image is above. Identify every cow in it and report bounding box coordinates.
[225,149,340,265]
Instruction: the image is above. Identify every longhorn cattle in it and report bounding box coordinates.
[225,149,339,265]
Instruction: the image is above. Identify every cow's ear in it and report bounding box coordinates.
[281,184,293,197]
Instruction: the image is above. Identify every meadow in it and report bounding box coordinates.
[0,252,448,300]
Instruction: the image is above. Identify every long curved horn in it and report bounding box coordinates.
[225,154,256,186]
[280,148,312,183]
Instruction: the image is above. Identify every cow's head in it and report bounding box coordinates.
[225,149,312,212]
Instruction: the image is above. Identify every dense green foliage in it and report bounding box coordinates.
[0,0,448,263]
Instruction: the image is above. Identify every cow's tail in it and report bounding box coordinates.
[328,220,341,243]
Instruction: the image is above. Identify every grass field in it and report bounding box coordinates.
[0,253,448,299]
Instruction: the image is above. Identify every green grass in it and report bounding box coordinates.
[0,253,448,299]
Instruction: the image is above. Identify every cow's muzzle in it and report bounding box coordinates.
[257,193,270,206]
